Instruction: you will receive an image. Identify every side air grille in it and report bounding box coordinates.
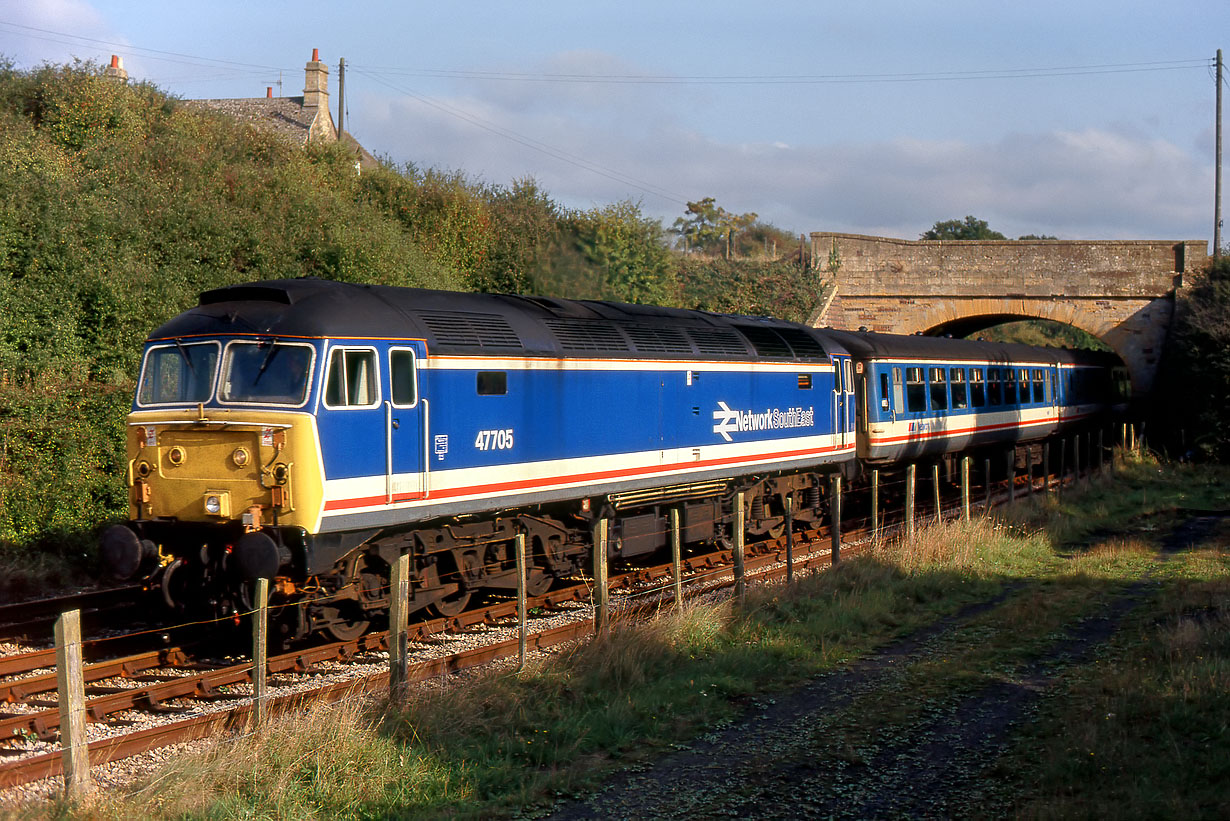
[419,312,522,349]
[623,324,695,356]
[685,326,751,357]
[544,319,632,352]
[734,325,794,358]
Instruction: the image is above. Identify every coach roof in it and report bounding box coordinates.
[147,277,843,363]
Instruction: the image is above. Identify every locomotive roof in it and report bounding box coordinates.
[817,328,1121,367]
[148,277,844,363]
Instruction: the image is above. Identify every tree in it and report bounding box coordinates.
[1018,233,1059,240]
[921,216,1006,241]
[671,197,758,257]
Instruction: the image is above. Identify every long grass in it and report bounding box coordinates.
[13,459,1228,819]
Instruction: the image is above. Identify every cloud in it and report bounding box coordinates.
[340,44,1214,244]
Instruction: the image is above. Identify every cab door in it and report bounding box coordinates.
[387,343,428,503]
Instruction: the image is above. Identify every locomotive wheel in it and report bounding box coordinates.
[430,589,471,618]
[317,603,370,642]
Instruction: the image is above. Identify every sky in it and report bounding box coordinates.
[1,0,1227,245]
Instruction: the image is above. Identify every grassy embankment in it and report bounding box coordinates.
[21,453,1229,819]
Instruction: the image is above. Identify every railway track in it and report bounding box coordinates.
[0,455,1106,793]
[0,585,144,644]
[0,522,856,790]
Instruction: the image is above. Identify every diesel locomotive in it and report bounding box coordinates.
[100,278,1124,642]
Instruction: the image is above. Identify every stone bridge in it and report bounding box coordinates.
[808,232,1209,396]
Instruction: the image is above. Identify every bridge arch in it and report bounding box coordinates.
[809,232,1208,396]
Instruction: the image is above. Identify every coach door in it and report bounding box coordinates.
[832,355,855,448]
[386,344,428,503]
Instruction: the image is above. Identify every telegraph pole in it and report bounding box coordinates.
[1216,49,1223,260]
[337,56,346,139]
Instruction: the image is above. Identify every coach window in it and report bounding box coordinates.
[477,371,507,396]
[879,372,890,410]
[987,368,1003,405]
[1003,368,1018,406]
[325,348,378,408]
[929,367,948,411]
[905,367,926,412]
[969,368,985,407]
[950,368,968,409]
[892,367,904,414]
[1032,369,1046,403]
[389,349,418,407]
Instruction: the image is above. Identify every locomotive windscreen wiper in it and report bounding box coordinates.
[254,337,279,384]
[173,337,196,375]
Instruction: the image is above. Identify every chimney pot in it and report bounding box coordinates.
[110,55,119,68]
[312,48,319,62]
[267,87,273,98]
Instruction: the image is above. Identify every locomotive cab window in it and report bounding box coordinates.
[390,349,418,407]
[137,341,220,406]
[477,371,507,396]
[219,340,314,406]
[324,348,379,408]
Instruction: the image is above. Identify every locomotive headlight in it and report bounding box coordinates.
[135,460,152,478]
[167,446,186,466]
[203,491,230,517]
[272,463,290,485]
[232,447,250,467]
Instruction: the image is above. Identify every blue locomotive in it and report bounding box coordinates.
[100,278,1123,641]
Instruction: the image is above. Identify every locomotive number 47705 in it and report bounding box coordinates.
[475,428,515,450]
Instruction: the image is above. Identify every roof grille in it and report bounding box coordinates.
[776,328,826,359]
[686,326,751,357]
[544,319,631,352]
[735,325,794,358]
[419,312,521,349]
[623,324,694,355]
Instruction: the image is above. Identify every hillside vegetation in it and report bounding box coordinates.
[0,60,823,572]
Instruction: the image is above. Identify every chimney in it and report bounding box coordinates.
[303,48,328,110]
[103,54,128,83]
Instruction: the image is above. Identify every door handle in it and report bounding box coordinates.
[392,419,400,430]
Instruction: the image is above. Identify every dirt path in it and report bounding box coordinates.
[543,552,1165,819]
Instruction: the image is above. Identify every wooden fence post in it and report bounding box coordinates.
[871,468,880,537]
[830,474,842,564]
[55,609,90,800]
[931,463,941,522]
[984,457,992,510]
[593,519,609,636]
[389,553,410,697]
[785,495,794,585]
[252,577,268,727]
[733,492,746,605]
[516,533,527,671]
[670,508,683,611]
[961,455,971,521]
[905,464,916,542]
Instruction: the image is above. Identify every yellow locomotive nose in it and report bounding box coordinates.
[123,411,318,531]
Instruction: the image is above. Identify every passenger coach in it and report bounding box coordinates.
[820,330,1127,463]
